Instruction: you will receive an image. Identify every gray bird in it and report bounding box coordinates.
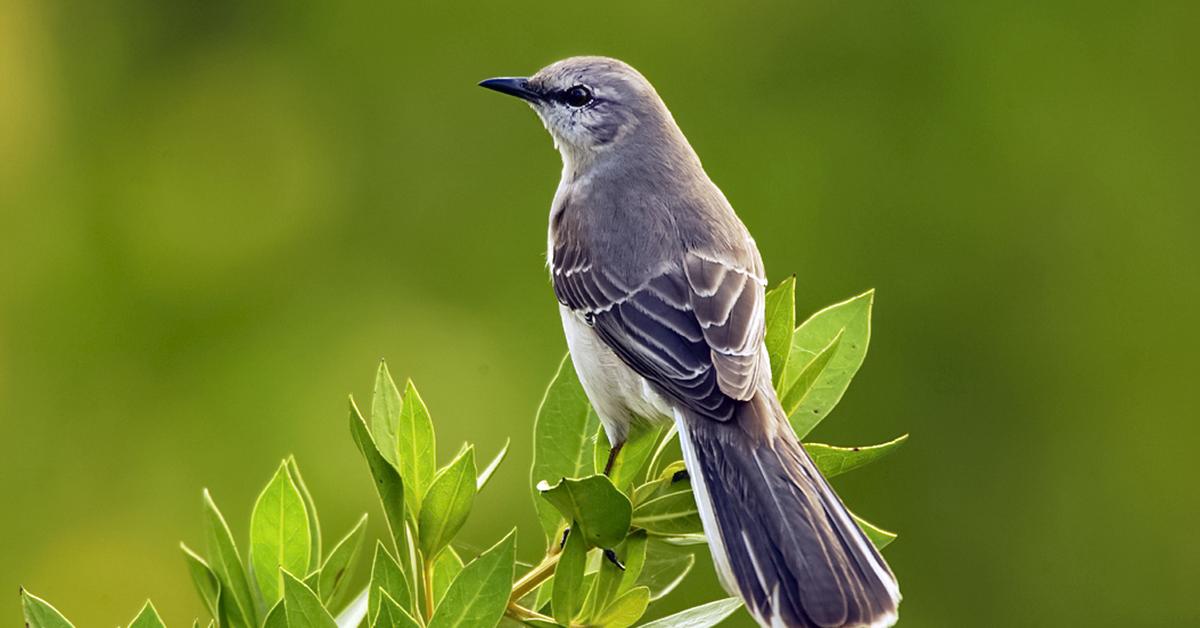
[480,57,901,628]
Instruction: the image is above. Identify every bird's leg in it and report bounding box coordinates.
[603,441,625,476]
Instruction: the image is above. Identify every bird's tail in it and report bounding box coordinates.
[674,387,900,628]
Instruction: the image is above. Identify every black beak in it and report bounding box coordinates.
[478,77,541,102]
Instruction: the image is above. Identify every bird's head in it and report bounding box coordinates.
[480,56,682,168]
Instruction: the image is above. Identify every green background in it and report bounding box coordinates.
[3,1,1197,625]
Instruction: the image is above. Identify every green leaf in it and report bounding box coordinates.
[285,456,323,574]
[781,290,874,438]
[631,486,703,536]
[636,539,695,601]
[180,542,219,619]
[20,589,74,628]
[591,586,649,628]
[531,354,602,542]
[428,530,517,628]
[779,329,843,420]
[593,424,663,494]
[202,489,257,628]
[551,527,587,625]
[371,360,403,467]
[537,476,631,548]
[851,511,897,550]
[631,461,688,506]
[804,434,908,479]
[369,542,412,624]
[583,531,647,621]
[636,597,743,628]
[316,513,368,608]
[251,461,313,604]
[477,438,510,491]
[261,601,286,628]
[419,446,477,558]
[281,571,337,628]
[396,379,437,514]
[350,397,410,564]
[764,275,797,388]
[432,546,465,607]
[127,601,166,628]
[375,589,421,628]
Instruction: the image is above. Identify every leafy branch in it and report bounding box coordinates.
[20,282,906,628]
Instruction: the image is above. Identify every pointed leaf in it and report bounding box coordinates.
[551,527,587,624]
[431,547,464,607]
[428,530,517,628]
[637,597,743,628]
[531,355,602,542]
[20,589,74,628]
[128,601,166,628]
[202,489,257,627]
[375,589,421,628]
[583,531,647,621]
[285,456,323,573]
[282,571,337,628]
[350,397,410,564]
[251,461,313,604]
[477,439,510,490]
[591,586,649,628]
[369,542,412,623]
[593,424,663,494]
[261,601,286,628]
[636,539,695,600]
[782,291,874,437]
[396,380,437,513]
[631,487,703,536]
[371,360,403,466]
[779,329,843,419]
[851,511,897,550]
[180,542,219,619]
[419,446,477,557]
[317,514,368,608]
[764,276,797,387]
[804,435,908,479]
[537,476,631,548]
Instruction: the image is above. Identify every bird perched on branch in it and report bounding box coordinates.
[480,56,900,628]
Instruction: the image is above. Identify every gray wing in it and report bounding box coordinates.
[552,239,767,422]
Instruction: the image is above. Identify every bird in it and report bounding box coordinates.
[480,56,900,628]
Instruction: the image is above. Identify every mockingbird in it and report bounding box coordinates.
[481,56,901,628]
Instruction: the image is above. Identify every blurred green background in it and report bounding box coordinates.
[3,0,1198,625]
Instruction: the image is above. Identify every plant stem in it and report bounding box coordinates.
[423,557,436,623]
[506,602,556,624]
[509,552,561,603]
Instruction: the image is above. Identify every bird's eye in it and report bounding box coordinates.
[564,85,593,108]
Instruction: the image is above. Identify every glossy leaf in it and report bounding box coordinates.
[180,542,220,619]
[281,571,337,628]
[316,513,368,607]
[419,446,477,558]
[851,511,898,550]
[349,398,409,563]
[128,601,166,628]
[20,589,74,628]
[584,531,647,620]
[593,424,663,494]
[631,486,703,536]
[371,360,403,467]
[804,434,908,479]
[637,597,743,628]
[782,290,874,438]
[591,586,649,628]
[531,354,602,542]
[202,489,257,628]
[428,530,517,628]
[375,589,420,628]
[251,461,313,604]
[477,438,510,491]
[261,601,286,628]
[764,275,796,387]
[285,456,323,573]
[551,527,587,625]
[636,539,695,601]
[431,546,464,607]
[779,329,843,420]
[396,380,437,513]
[368,542,411,624]
[537,475,631,548]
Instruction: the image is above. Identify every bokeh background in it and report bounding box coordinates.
[3,0,1198,625]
